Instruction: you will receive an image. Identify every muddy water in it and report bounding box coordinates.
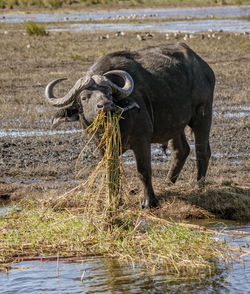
[0,211,249,293]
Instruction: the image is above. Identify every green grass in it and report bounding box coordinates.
[0,199,229,278]
[240,40,250,50]
[25,21,48,36]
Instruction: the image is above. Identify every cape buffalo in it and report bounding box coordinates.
[45,42,215,208]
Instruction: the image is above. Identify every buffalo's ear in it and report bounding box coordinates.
[51,110,66,129]
[66,113,79,122]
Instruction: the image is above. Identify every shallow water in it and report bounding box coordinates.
[0,128,82,138]
[214,105,250,119]
[48,19,250,33]
[122,143,243,165]
[223,111,250,118]
[1,6,249,23]
[0,6,249,33]
[0,217,249,293]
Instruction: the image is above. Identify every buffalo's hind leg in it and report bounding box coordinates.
[166,132,190,183]
[132,141,158,209]
[191,105,212,187]
[193,132,211,187]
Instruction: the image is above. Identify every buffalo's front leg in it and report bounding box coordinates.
[132,142,158,209]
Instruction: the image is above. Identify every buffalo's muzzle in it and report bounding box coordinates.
[98,101,116,112]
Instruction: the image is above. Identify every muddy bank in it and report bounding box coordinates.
[0,30,249,220]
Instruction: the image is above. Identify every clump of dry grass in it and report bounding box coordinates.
[156,183,250,221]
[74,110,125,219]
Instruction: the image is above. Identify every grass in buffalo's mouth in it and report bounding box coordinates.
[75,110,124,215]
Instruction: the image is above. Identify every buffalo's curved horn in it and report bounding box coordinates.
[45,76,93,108]
[104,70,134,99]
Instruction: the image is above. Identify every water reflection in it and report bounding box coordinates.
[1,254,249,293]
[0,213,249,293]
[0,257,231,293]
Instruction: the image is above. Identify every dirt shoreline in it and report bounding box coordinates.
[0,29,249,220]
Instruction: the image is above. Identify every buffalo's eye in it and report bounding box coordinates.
[80,91,91,100]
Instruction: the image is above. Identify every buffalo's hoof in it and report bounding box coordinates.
[195,177,206,189]
[166,179,175,187]
[142,197,159,209]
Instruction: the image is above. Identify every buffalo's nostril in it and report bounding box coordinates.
[96,101,115,112]
[103,102,115,112]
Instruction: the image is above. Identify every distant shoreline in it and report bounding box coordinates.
[0,0,249,14]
